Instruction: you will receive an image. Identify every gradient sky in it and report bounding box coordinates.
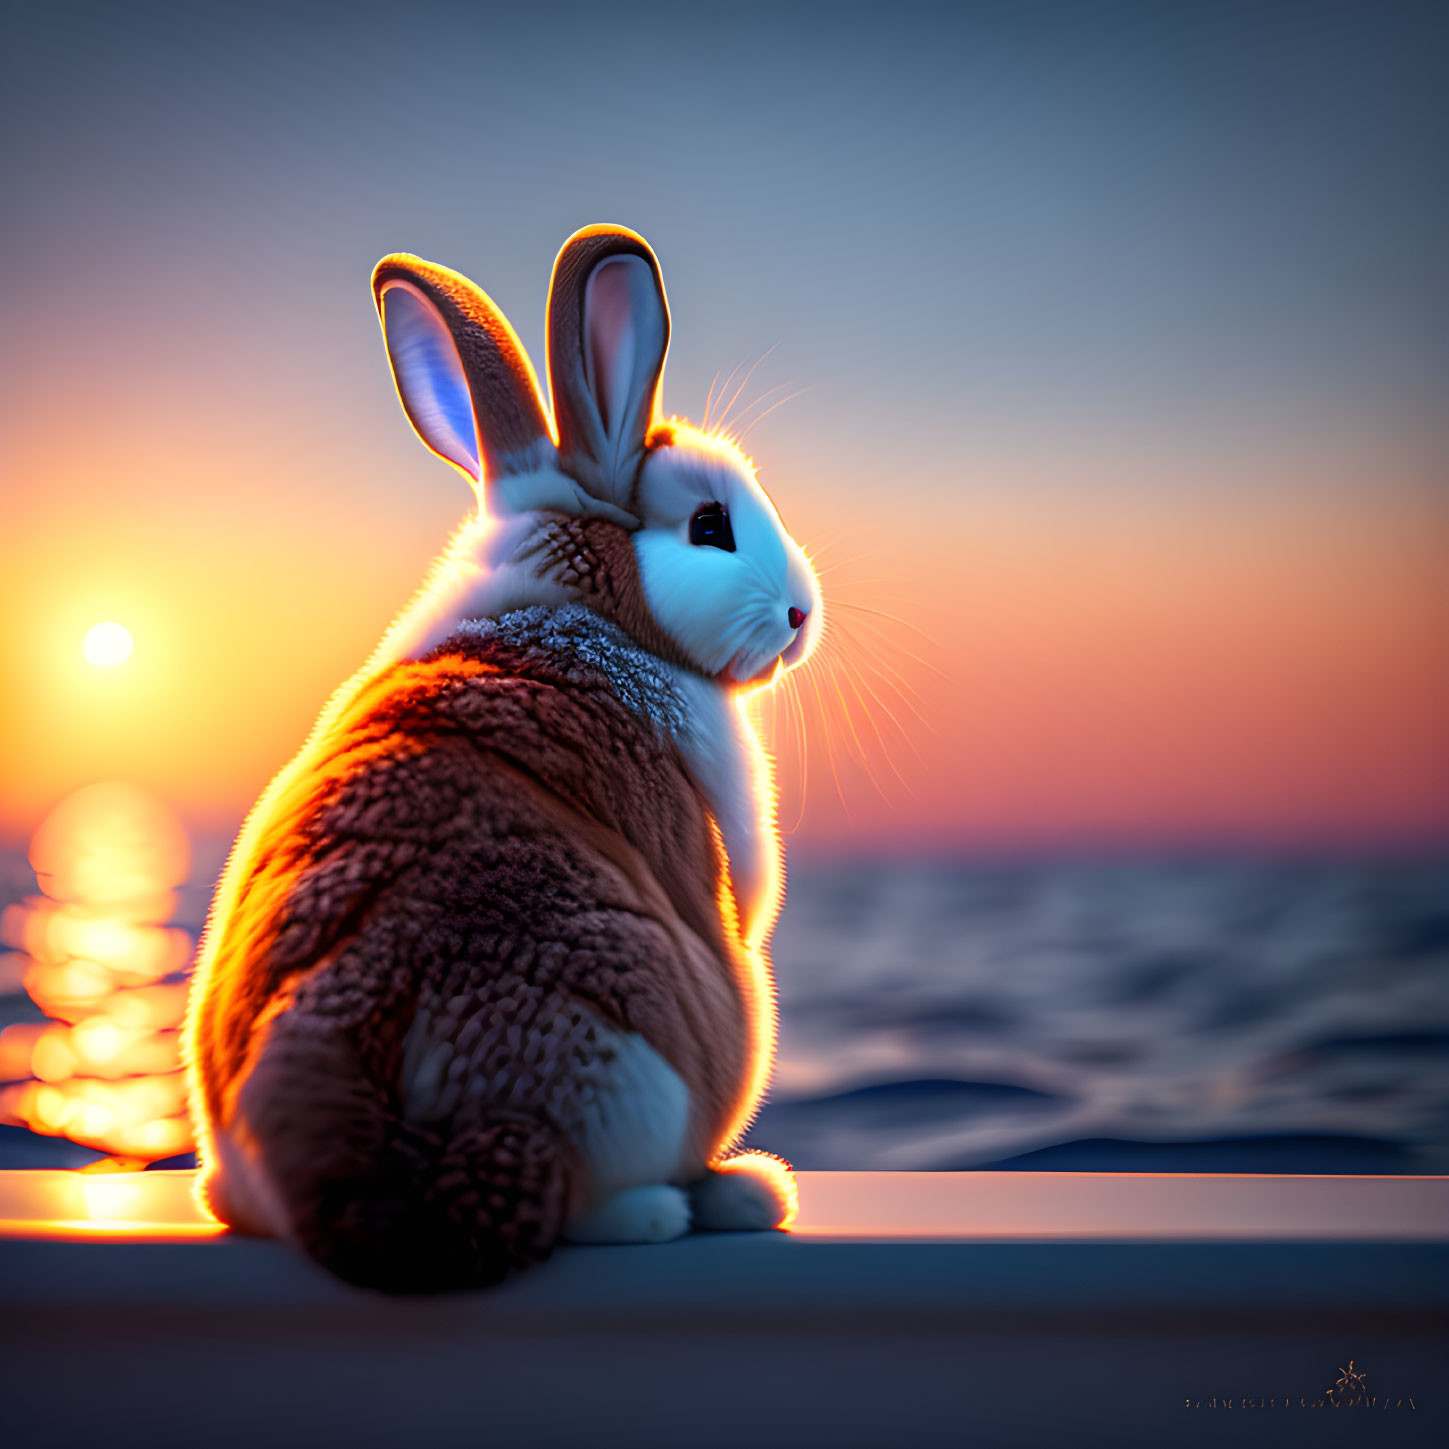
[1,1,1446,852]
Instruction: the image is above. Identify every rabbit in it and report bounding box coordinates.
[183,224,823,1291]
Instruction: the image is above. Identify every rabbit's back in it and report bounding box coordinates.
[189,610,753,1286]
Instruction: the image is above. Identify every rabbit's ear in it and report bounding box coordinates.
[373,254,552,487]
[547,226,670,512]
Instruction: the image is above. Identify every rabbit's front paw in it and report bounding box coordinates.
[564,1185,691,1244]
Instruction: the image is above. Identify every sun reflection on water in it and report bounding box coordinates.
[0,783,196,1162]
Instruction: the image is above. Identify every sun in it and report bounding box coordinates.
[83,621,134,668]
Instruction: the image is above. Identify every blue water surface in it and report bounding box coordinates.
[3,852,1445,1173]
[745,857,1449,1173]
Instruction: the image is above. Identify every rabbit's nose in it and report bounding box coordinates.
[788,607,808,630]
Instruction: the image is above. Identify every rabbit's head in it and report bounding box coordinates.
[373,225,821,688]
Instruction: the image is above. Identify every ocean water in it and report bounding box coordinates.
[3,850,1446,1173]
[745,857,1449,1173]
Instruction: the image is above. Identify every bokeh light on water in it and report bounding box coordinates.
[0,783,195,1162]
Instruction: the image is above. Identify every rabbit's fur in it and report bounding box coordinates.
[184,226,818,1291]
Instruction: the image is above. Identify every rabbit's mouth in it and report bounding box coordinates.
[726,650,785,688]
[780,626,811,670]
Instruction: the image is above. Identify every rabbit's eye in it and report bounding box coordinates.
[689,502,736,552]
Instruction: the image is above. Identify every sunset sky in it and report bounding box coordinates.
[2,2,1445,854]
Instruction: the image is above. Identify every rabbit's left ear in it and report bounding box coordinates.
[547,225,670,513]
[373,253,553,490]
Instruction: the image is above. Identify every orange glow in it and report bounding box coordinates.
[0,1169,226,1241]
[737,477,1449,850]
[0,1221,225,1241]
[29,779,189,907]
[0,475,437,843]
[0,784,197,1162]
[3,405,1446,849]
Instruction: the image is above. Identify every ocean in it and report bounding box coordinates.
[3,849,1446,1173]
[746,856,1449,1173]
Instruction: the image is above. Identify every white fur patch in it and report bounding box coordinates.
[632,430,822,684]
[671,671,773,937]
[565,1015,692,1209]
[564,1184,691,1244]
[367,467,638,675]
[398,995,692,1216]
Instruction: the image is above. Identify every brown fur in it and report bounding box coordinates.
[526,513,699,672]
[191,522,753,1291]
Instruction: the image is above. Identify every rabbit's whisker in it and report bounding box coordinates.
[829,611,946,683]
[828,599,943,650]
[721,378,799,432]
[828,621,938,736]
[715,345,778,435]
[704,358,748,432]
[735,387,811,442]
[820,656,892,800]
[702,369,723,432]
[799,653,854,820]
[830,643,932,774]
[819,641,915,795]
